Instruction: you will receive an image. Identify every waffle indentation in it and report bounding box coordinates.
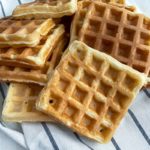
[80,71,95,86]
[105,107,120,124]
[105,65,121,82]
[122,75,138,91]
[83,34,97,48]
[88,19,101,33]
[105,23,118,37]
[118,43,131,58]
[94,4,106,17]
[73,86,88,103]
[81,114,96,130]
[58,78,70,93]
[114,91,129,108]
[97,81,112,97]
[49,93,62,110]
[132,64,146,73]
[91,55,104,71]
[26,100,36,112]
[76,48,87,61]
[89,96,105,114]
[127,14,139,26]
[100,39,114,54]
[9,101,23,112]
[29,85,42,96]
[122,28,136,41]
[63,104,77,121]
[140,32,150,45]
[109,8,122,22]
[135,48,149,62]
[65,62,78,76]
[81,1,91,11]
[143,17,150,30]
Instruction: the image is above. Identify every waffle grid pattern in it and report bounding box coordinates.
[2,83,51,122]
[35,0,71,5]
[37,41,145,143]
[0,18,54,47]
[13,0,77,19]
[0,25,65,68]
[0,36,67,85]
[0,65,48,85]
[71,0,150,78]
[99,0,125,4]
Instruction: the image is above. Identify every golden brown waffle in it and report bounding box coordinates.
[79,0,125,4]
[0,36,67,85]
[71,0,150,84]
[0,18,55,48]
[13,0,77,19]
[109,2,136,12]
[36,41,148,143]
[106,0,125,3]
[0,25,65,69]
[2,83,51,122]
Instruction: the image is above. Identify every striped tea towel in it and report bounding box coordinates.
[0,0,150,150]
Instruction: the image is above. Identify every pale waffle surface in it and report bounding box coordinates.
[36,41,147,143]
[0,18,55,47]
[13,0,77,19]
[2,83,51,122]
[0,36,67,85]
[0,25,65,68]
[71,0,150,82]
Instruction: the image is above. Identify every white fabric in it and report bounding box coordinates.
[0,0,150,150]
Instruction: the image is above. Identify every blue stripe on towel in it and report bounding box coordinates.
[111,138,121,150]
[128,109,150,145]
[143,89,150,98]
[0,1,5,16]
[74,132,94,150]
[42,123,59,150]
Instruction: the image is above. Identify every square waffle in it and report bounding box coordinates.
[13,0,77,19]
[0,25,65,69]
[2,83,51,122]
[0,35,67,85]
[0,18,55,47]
[36,41,147,143]
[71,0,150,83]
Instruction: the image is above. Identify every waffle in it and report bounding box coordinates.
[71,0,150,84]
[79,0,125,4]
[2,83,51,122]
[0,36,67,85]
[36,41,147,143]
[12,0,77,19]
[0,25,65,69]
[0,18,55,48]
[106,0,125,3]
[109,2,136,12]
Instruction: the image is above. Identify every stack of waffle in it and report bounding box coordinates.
[1,0,150,144]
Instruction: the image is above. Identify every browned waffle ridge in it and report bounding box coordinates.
[2,83,51,122]
[71,0,150,85]
[0,18,55,47]
[79,0,125,4]
[36,41,147,143]
[13,0,77,19]
[0,34,67,85]
[0,25,65,69]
